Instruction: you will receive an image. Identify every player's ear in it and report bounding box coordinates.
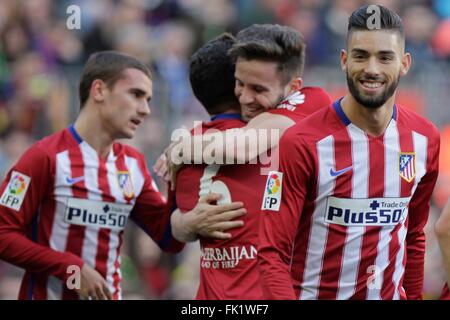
[90,79,107,103]
[400,52,412,77]
[340,49,348,73]
[289,77,303,93]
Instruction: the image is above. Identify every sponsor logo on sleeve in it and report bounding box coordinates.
[0,171,31,211]
[261,171,283,212]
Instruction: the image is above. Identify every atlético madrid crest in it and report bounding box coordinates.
[117,171,134,199]
[398,152,416,183]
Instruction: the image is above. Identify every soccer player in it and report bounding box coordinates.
[171,33,265,299]
[258,5,440,300]
[435,199,450,299]
[0,51,244,300]
[156,24,331,182]
[169,25,331,299]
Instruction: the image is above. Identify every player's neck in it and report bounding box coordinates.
[341,94,396,137]
[73,112,114,159]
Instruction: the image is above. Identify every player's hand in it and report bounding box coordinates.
[153,152,170,182]
[75,264,112,300]
[173,193,246,241]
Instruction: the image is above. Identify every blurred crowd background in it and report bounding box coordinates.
[0,0,449,299]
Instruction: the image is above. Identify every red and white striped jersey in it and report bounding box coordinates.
[259,99,440,300]
[0,126,183,300]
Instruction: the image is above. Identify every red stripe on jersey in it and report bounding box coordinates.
[352,137,385,299]
[63,145,88,300]
[292,193,316,298]
[95,158,113,279]
[33,275,48,300]
[380,220,402,299]
[318,129,353,299]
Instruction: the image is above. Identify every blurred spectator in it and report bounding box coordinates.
[432,19,450,59]
[433,0,450,19]
[403,5,438,71]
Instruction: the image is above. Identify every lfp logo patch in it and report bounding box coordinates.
[399,152,416,183]
[261,171,283,212]
[9,174,27,195]
[0,171,31,211]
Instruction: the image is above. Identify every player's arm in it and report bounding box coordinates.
[182,112,294,164]
[171,87,332,166]
[133,176,246,246]
[258,129,312,299]
[403,131,440,300]
[436,199,450,285]
[170,193,246,242]
[0,145,85,281]
[153,113,294,186]
[129,159,187,253]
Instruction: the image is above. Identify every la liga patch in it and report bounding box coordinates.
[261,171,283,212]
[0,171,31,211]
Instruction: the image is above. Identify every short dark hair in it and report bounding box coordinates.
[79,51,152,108]
[348,5,404,41]
[189,33,239,115]
[229,24,306,84]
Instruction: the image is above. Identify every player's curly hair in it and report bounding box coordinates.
[78,51,152,109]
[189,33,240,115]
[229,24,306,85]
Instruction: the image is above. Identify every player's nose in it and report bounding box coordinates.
[138,101,151,117]
[238,87,254,105]
[363,56,381,76]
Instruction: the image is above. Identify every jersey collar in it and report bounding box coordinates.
[69,125,83,144]
[210,113,241,122]
[333,98,397,127]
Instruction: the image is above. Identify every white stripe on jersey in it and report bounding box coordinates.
[413,132,428,185]
[337,125,368,299]
[80,142,101,269]
[299,135,335,300]
[47,150,72,299]
[367,120,401,300]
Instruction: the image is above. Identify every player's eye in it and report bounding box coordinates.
[132,90,145,99]
[253,86,265,93]
[380,56,394,63]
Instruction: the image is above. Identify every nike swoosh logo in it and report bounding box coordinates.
[330,166,353,177]
[66,176,85,185]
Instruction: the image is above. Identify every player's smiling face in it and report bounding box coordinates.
[100,68,152,139]
[341,30,411,109]
[234,58,290,121]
